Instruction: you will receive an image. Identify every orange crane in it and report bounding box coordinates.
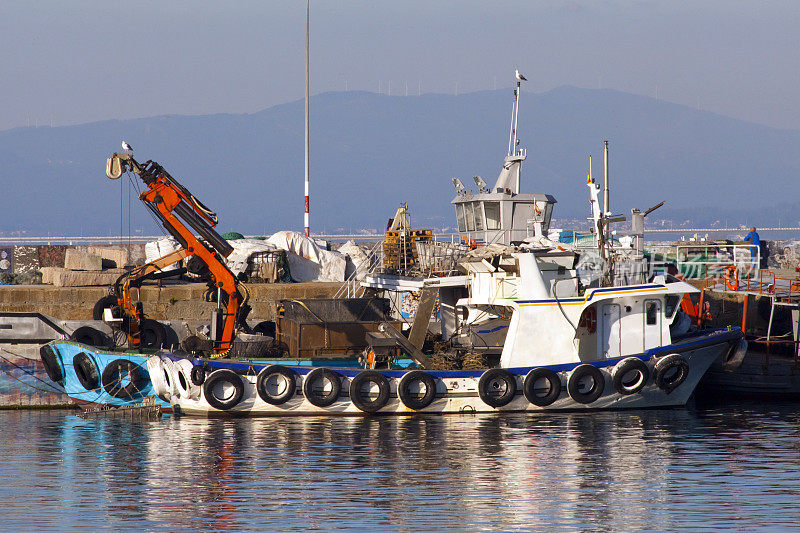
[100,152,249,356]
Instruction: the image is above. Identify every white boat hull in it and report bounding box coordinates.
[162,329,740,417]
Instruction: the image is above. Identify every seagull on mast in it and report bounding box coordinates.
[515,69,527,82]
[121,140,133,152]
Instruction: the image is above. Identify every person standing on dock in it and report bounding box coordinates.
[744,226,760,270]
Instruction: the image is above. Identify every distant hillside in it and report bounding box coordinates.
[1,87,799,236]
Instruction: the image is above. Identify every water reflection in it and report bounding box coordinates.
[2,404,800,531]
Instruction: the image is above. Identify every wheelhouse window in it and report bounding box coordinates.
[465,202,476,231]
[484,201,501,230]
[664,295,680,318]
[456,204,466,232]
[542,202,553,228]
[474,202,484,231]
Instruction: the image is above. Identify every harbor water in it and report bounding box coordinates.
[2,401,800,531]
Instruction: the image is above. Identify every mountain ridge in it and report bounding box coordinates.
[1,86,798,235]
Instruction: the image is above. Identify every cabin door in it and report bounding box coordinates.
[600,304,621,358]
[643,299,662,350]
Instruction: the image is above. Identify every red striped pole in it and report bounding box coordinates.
[304,0,310,237]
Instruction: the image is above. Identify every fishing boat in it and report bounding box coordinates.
[162,74,742,417]
[158,263,741,416]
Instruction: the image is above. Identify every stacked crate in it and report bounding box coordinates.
[383,229,433,274]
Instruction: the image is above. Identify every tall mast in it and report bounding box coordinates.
[512,81,521,155]
[507,89,516,156]
[603,140,609,233]
[304,0,310,237]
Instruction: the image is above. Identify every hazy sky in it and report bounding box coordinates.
[2,1,800,131]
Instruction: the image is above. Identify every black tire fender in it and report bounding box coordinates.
[73,352,100,391]
[349,370,390,413]
[102,358,145,399]
[70,326,106,347]
[202,369,244,410]
[302,368,342,408]
[478,368,518,408]
[39,344,64,383]
[139,319,166,349]
[654,353,689,394]
[253,320,276,338]
[523,367,562,406]
[611,357,650,395]
[92,295,118,321]
[256,365,297,405]
[190,365,206,386]
[567,364,605,404]
[397,370,438,410]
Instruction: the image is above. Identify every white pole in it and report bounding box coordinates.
[512,82,520,154]
[507,89,516,156]
[603,141,609,217]
[603,140,610,250]
[304,0,310,237]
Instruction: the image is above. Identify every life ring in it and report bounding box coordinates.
[523,367,562,406]
[70,326,106,348]
[478,368,518,408]
[349,370,391,413]
[654,354,689,394]
[102,358,145,399]
[611,357,650,395]
[725,265,739,291]
[398,370,438,410]
[302,368,342,408]
[567,364,605,404]
[256,365,297,405]
[39,344,64,383]
[578,307,597,334]
[202,369,244,410]
[72,352,100,391]
[190,365,206,386]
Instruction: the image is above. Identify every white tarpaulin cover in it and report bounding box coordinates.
[145,231,346,282]
[225,239,277,277]
[266,231,346,282]
[338,240,370,280]
[144,237,181,271]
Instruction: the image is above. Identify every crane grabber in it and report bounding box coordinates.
[102,152,250,356]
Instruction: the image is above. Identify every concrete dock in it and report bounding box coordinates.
[0,281,341,408]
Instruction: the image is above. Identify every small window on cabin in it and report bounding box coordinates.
[474,202,484,231]
[664,295,680,318]
[484,201,501,230]
[543,203,553,228]
[645,300,658,325]
[466,203,476,231]
[456,205,466,232]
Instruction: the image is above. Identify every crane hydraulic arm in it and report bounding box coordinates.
[105,152,245,355]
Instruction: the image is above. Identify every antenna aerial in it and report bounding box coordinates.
[452,177,465,193]
[473,175,487,191]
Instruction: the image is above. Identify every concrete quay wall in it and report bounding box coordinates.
[0,282,341,322]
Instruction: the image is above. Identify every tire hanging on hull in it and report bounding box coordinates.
[567,364,605,404]
[256,365,297,406]
[203,369,244,410]
[397,370,438,410]
[349,371,390,413]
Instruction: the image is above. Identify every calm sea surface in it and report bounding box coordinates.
[2,401,800,532]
